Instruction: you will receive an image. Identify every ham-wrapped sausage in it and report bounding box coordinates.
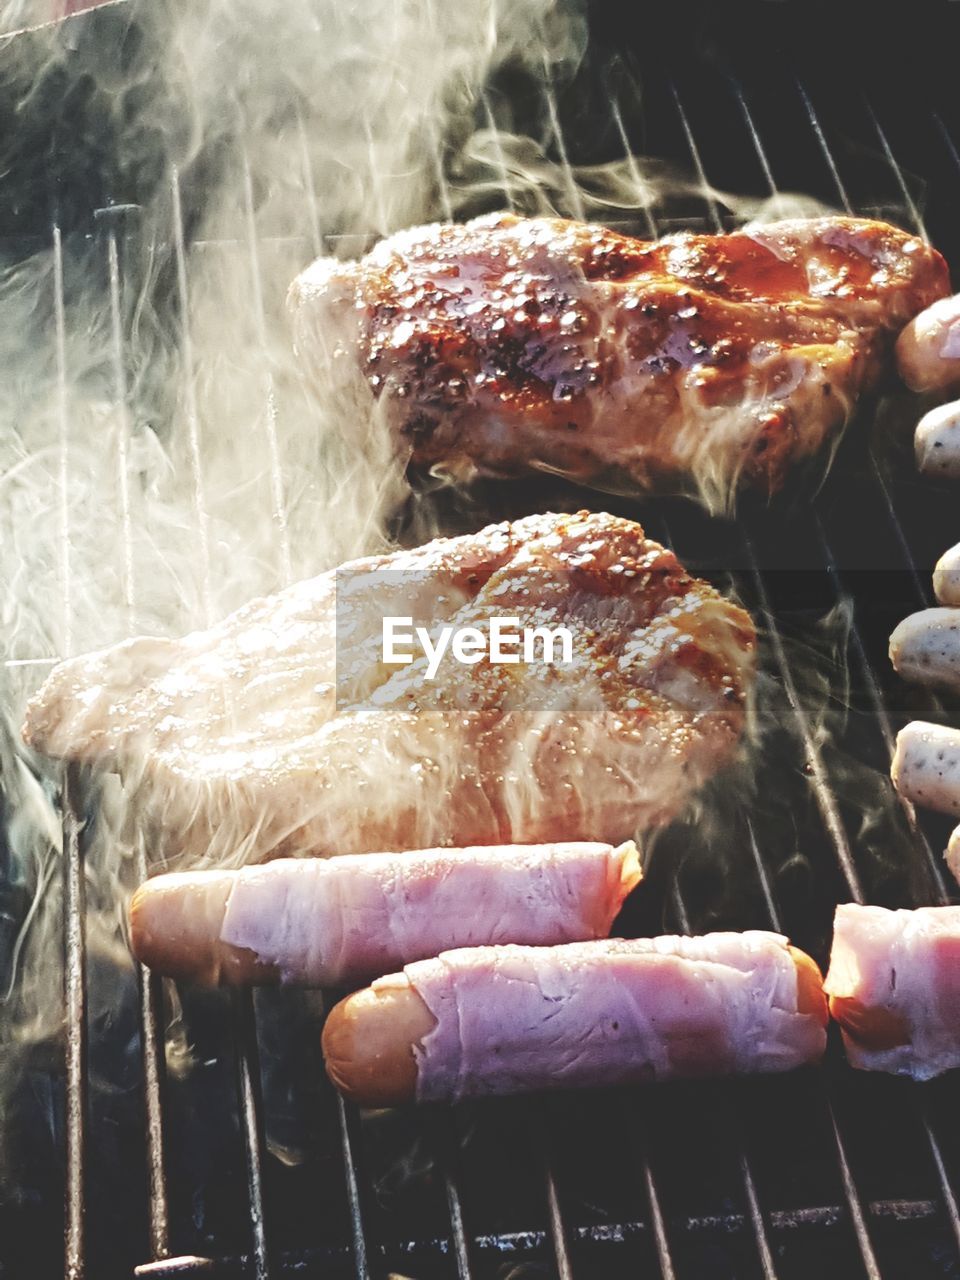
[130,841,641,987]
[322,933,827,1106]
[825,903,960,1079]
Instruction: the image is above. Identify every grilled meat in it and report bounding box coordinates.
[290,213,948,510]
[23,511,755,865]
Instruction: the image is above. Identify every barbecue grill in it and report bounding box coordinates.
[4,2,960,1276]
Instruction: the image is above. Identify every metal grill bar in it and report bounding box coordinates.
[62,765,87,1280]
[134,855,171,1264]
[544,1155,574,1280]
[812,513,950,904]
[797,84,852,214]
[240,145,292,585]
[672,80,896,1277]
[665,866,781,1277]
[866,103,928,244]
[541,58,584,223]
[729,76,960,1278]
[745,538,864,904]
[105,224,137,629]
[610,98,658,240]
[640,1151,676,1280]
[234,991,271,1280]
[124,1193,960,1278]
[52,225,72,659]
[481,94,517,213]
[171,166,215,630]
[335,1095,372,1280]
[104,210,175,1269]
[670,83,723,232]
[441,1159,473,1280]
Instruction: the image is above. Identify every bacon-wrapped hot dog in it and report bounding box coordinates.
[825,903,960,1079]
[322,933,827,1106]
[130,841,641,987]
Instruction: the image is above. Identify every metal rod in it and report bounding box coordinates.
[869,455,933,610]
[544,1156,574,1280]
[743,534,864,904]
[641,1155,676,1280]
[428,117,455,224]
[130,1196,954,1279]
[170,167,215,629]
[813,512,950,905]
[442,1164,473,1280]
[729,79,782,212]
[669,869,779,1276]
[918,1104,960,1259]
[295,110,323,259]
[827,1107,881,1280]
[796,83,852,213]
[739,1148,778,1280]
[335,1094,373,1280]
[540,60,584,222]
[481,93,516,212]
[233,991,271,1280]
[63,765,87,1280]
[106,230,136,630]
[611,96,659,239]
[52,224,72,658]
[240,146,292,585]
[135,843,171,1263]
[670,81,723,231]
[866,101,928,241]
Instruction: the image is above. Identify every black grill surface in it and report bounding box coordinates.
[3,3,960,1278]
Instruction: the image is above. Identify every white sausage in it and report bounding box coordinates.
[915,401,960,479]
[947,825,960,887]
[934,543,960,606]
[896,295,960,394]
[889,608,960,690]
[892,722,960,818]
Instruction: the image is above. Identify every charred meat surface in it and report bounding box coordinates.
[290,213,948,509]
[23,511,755,864]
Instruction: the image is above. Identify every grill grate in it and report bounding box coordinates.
[4,19,960,1280]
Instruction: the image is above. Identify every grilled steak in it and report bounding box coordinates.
[23,511,755,865]
[290,213,948,509]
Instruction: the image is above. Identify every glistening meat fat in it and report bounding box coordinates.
[322,933,828,1106]
[290,212,948,511]
[826,903,960,1079]
[22,512,755,864]
[129,841,642,986]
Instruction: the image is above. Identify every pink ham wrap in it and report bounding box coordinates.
[218,841,641,986]
[388,931,826,1102]
[825,903,960,1079]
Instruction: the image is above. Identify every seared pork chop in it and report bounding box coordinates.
[290,214,948,509]
[23,512,755,865]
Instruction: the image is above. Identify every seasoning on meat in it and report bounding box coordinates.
[23,511,755,864]
[290,213,948,510]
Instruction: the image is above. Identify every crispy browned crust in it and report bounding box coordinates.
[291,214,949,502]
